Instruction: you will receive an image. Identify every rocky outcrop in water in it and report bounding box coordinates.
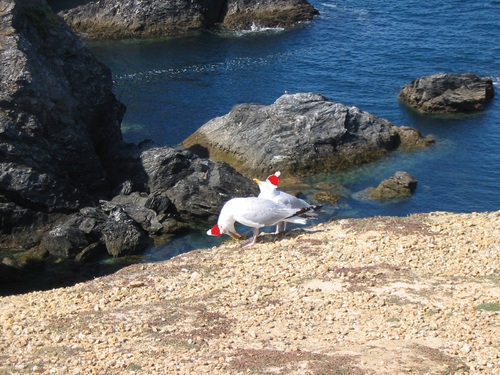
[368,171,417,201]
[0,0,256,268]
[51,0,319,40]
[223,0,319,30]
[399,73,494,113]
[182,93,435,178]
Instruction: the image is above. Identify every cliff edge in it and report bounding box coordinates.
[1,211,498,374]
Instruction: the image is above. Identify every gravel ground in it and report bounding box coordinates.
[0,211,499,374]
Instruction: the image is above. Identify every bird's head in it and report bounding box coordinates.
[207,223,241,240]
[207,224,223,236]
[266,171,281,187]
[253,171,280,192]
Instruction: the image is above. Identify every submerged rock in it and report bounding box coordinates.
[313,191,342,205]
[52,0,319,40]
[368,171,418,201]
[399,73,494,113]
[183,93,434,178]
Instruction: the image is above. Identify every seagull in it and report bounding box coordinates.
[207,197,313,247]
[253,171,322,233]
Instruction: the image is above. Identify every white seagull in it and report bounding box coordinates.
[253,171,322,233]
[207,197,313,247]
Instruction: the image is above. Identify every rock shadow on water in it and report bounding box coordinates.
[0,252,141,297]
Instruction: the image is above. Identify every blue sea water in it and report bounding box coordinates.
[87,1,500,260]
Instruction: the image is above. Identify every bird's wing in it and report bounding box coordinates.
[235,199,297,228]
[275,191,309,209]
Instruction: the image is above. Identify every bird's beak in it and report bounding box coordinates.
[253,178,261,184]
[228,231,241,240]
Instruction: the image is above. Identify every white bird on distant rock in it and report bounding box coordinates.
[207,197,313,247]
[253,171,322,233]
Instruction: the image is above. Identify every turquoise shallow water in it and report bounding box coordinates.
[87,0,500,260]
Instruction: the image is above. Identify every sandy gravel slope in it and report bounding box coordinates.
[1,211,499,374]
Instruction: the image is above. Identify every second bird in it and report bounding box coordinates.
[253,171,322,233]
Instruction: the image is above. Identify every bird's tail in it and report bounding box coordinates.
[300,204,323,218]
[283,216,308,225]
[283,206,315,224]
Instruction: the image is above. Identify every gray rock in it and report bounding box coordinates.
[399,73,494,113]
[53,0,318,39]
[14,144,256,261]
[369,171,417,201]
[95,146,258,256]
[107,193,164,233]
[140,146,258,222]
[396,126,435,150]
[102,207,153,257]
[183,93,434,178]
[223,0,319,31]
[77,207,109,237]
[140,147,195,193]
[75,242,107,262]
[40,225,90,259]
[38,207,108,259]
[145,193,173,215]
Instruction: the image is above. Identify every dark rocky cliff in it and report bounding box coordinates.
[0,0,256,269]
[0,0,125,238]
